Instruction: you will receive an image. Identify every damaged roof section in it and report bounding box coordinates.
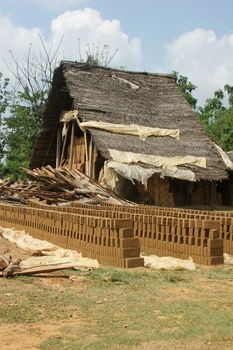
[31,61,228,182]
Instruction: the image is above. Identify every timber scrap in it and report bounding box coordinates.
[0,166,130,205]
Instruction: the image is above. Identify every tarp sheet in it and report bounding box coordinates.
[0,227,99,270]
[109,149,206,169]
[79,121,180,141]
[60,110,78,138]
[215,144,233,171]
[103,161,196,190]
[143,255,196,270]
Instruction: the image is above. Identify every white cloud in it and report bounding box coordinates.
[164,28,233,104]
[50,8,141,69]
[0,8,141,82]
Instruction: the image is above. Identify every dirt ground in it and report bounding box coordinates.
[1,236,233,350]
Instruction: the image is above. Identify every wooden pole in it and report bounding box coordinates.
[68,121,75,170]
[60,123,69,167]
[89,135,93,178]
[56,127,61,168]
[84,132,89,176]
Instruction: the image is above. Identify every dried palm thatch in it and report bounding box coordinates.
[31,61,228,181]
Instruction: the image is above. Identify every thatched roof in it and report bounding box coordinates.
[31,61,228,181]
[227,151,233,162]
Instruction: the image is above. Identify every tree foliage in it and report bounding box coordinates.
[0,38,62,179]
[172,71,197,110]
[198,85,233,151]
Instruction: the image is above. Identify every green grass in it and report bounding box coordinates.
[0,267,233,349]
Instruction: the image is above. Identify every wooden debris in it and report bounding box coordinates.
[0,166,131,206]
[1,262,79,277]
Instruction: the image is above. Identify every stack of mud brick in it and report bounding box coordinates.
[0,203,144,268]
[132,204,233,256]
[29,200,224,265]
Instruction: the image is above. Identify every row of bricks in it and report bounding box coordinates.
[28,201,233,224]
[0,202,225,266]
[26,201,224,259]
[0,214,137,246]
[0,214,136,241]
[26,202,222,231]
[0,221,143,268]
[70,201,233,221]
[140,238,223,255]
[28,201,233,233]
[0,206,143,268]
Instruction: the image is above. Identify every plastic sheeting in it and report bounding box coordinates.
[143,254,196,270]
[215,144,233,171]
[224,253,233,265]
[60,110,78,138]
[109,149,207,169]
[0,227,99,270]
[79,121,180,141]
[103,161,196,190]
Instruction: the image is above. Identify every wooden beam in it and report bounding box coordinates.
[68,121,75,169]
[56,127,61,168]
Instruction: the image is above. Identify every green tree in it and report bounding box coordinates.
[172,71,197,109]
[0,73,10,160]
[1,38,62,179]
[198,85,233,151]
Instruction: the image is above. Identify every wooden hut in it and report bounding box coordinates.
[31,61,233,207]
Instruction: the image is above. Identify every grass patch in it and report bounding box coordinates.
[1,266,233,349]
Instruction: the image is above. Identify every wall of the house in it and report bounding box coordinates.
[136,175,174,206]
[63,132,228,208]
[218,175,233,206]
[68,136,86,172]
[135,175,223,208]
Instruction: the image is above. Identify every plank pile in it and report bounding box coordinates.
[0,166,130,205]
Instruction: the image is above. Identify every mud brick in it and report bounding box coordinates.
[208,229,219,240]
[202,221,220,230]
[118,227,134,238]
[120,238,139,248]
[194,220,202,228]
[208,247,223,256]
[113,219,133,229]
[124,257,144,268]
[120,248,140,258]
[207,239,223,249]
[208,256,224,265]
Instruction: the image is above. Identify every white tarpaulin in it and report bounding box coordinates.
[0,227,99,270]
[109,149,207,169]
[215,144,233,171]
[143,254,196,270]
[103,161,196,190]
[79,121,180,141]
[60,110,78,138]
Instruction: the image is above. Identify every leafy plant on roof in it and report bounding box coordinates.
[172,71,197,110]
[78,40,118,67]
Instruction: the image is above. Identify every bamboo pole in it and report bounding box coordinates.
[89,135,94,178]
[56,127,61,168]
[60,123,69,166]
[68,121,75,170]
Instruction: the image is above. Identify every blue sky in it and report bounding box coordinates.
[0,0,233,103]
